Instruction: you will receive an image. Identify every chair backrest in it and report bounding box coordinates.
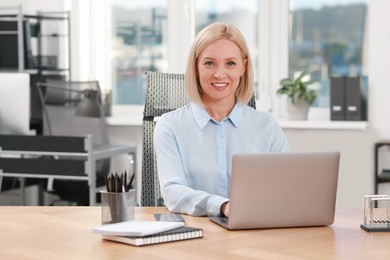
[37,80,110,176]
[141,71,256,206]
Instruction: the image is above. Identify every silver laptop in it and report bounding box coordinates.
[209,152,340,230]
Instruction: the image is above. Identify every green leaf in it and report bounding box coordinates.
[279,79,294,86]
[276,70,318,105]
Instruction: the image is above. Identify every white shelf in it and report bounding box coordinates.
[105,115,368,130]
[106,116,143,126]
[278,120,368,130]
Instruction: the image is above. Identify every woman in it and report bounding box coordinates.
[154,22,289,217]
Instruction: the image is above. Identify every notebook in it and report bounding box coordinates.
[93,220,184,236]
[209,152,340,230]
[102,226,203,246]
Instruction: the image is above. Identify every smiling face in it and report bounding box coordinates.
[197,39,246,106]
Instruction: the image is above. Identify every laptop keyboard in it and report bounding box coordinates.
[220,217,228,224]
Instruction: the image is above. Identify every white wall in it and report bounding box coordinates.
[284,129,376,209]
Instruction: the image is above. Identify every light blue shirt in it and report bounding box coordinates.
[154,102,290,216]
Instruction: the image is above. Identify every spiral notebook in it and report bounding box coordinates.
[102,226,203,246]
[93,220,184,236]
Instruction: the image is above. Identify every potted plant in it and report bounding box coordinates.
[277,71,318,120]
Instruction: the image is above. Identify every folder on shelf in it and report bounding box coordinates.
[345,76,367,121]
[330,77,345,121]
[330,76,368,121]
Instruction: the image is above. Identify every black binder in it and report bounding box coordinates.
[0,21,35,69]
[0,21,18,69]
[330,76,367,121]
[330,77,345,121]
[345,76,367,121]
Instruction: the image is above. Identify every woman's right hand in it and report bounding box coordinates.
[220,201,230,217]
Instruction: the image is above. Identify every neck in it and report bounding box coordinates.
[203,99,236,122]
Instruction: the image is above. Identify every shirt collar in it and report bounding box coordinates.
[191,102,244,129]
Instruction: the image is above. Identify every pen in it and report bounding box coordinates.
[128,172,135,191]
[124,171,127,192]
[105,172,132,193]
[104,175,109,192]
[114,172,118,192]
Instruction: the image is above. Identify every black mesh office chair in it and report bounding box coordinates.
[141,71,256,206]
[37,80,110,205]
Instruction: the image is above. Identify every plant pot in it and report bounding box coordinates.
[286,98,309,120]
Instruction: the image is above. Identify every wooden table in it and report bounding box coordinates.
[0,207,389,259]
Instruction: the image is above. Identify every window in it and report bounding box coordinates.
[111,1,168,106]
[107,0,260,115]
[289,0,368,108]
[74,0,369,120]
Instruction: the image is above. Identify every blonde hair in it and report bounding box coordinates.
[185,22,254,104]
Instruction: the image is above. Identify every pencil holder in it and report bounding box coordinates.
[100,190,136,224]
